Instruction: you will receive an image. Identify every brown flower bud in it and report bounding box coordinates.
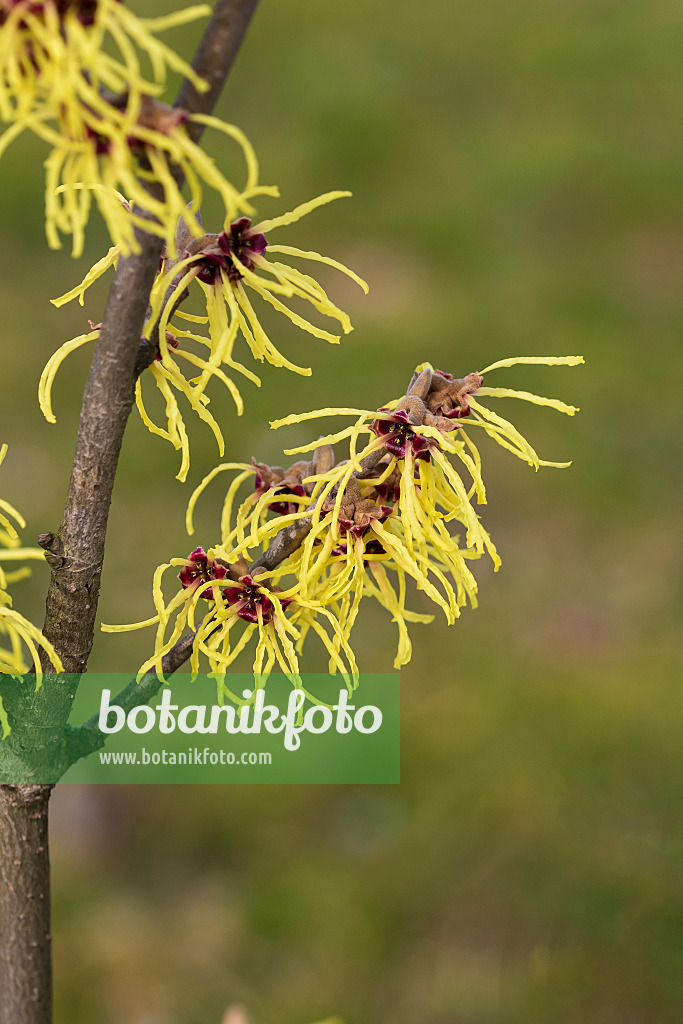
[394,394,427,424]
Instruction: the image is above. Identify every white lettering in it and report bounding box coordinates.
[98,689,125,734]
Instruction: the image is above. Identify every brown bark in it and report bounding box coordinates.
[176,0,261,136]
[0,786,53,1024]
[38,230,167,674]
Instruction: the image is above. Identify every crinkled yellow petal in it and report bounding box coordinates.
[135,375,175,445]
[266,245,369,293]
[251,278,342,343]
[271,407,375,429]
[259,260,353,333]
[0,605,63,679]
[0,547,47,562]
[469,398,540,468]
[282,425,359,455]
[101,615,161,633]
[39,329,99,424]
[192,113,260,193]
[476,387,579,415]
[479,355,585,373]
[114,2,211,92]
[186,463,253,537]
[254,190,351,234]
[51,243,119,307]
[367,563,413,669]
[231,283,313,375]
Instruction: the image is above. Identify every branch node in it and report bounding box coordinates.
[37,534,65,570]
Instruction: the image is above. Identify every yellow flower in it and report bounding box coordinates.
[38,317,238,484]
[147,191,368,386]
[102,542,358,692]
[43,194,366,479]
[107,355,581,678]
[0,443,63,687]
[186,452,327,552]
[2,98,263,257]
[0,1,210,129]
[265,355,583,665]
[185,444,482,670]
[0,2,241,254]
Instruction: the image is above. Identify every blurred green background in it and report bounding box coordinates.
[1,0,683,1021]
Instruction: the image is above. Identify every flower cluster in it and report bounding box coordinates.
[106,356,581,686]
[11,5,368,481]
[0,1,266,254]
[41,196,367,480]
[103,542,358,700]
[0,1,209,126]
[0,444,63,716]
[173,355,583,672]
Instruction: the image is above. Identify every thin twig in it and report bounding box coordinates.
[250,443,388,572]
[65,626,200,764]
[177,0,261,139]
